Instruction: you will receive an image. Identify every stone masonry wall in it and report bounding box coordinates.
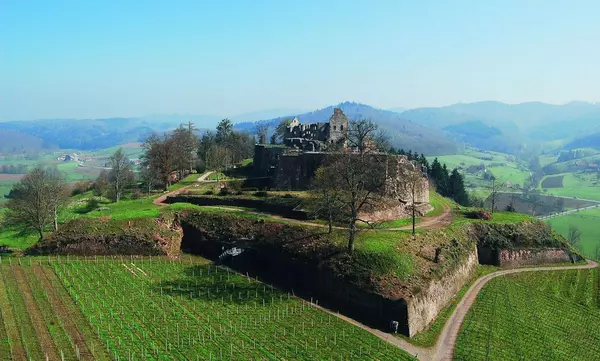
[407,248,479,337]
[358,203,434,223]
[498,248,574,267]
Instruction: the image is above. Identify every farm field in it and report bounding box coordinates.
[546,208,600,258]
[431,150,530,191]
[454,268,600,361]
[540,174,564,188]
[542,172,600,201]
[0,143,145,204]
[0,257,416,361]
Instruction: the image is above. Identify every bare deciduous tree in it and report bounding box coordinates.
[255,124,269,144]
[143,133,176,190]
[172,122,199,176]
[208,145,232,182]
[315,152,387,252]
[108,148,134,202]
[311,167,343,234]
[3,166,67,240]
[489,177,503,214]
[274,118,292,144]
[394,160,426,237]
[348,119,388,154]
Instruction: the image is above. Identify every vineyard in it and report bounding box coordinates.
[454,268,600,360]
[0,257,416,361]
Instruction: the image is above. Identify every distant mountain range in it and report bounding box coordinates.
[0,115,221,151]
[2,100,599,154]
[235,102,459,155]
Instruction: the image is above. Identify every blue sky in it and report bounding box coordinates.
[1,0,599,120]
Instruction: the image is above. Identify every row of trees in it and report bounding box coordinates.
[198,119,254,175]
[0,164,28,174]
[140,122,199,192]
[138,119,254,191]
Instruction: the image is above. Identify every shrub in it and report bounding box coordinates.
[282,193,294,198]
[86,198,100,212]
[467,209,493,220]
[219,188,231,196]
[228,179,244,192]
[71,181,91,196]
[203,190,214,195]
[131,189,142,200]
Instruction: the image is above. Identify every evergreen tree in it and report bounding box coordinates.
[448,169,469,206]
[418,153,429,173]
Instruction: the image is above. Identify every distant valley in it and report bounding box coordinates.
[1,100,600,155]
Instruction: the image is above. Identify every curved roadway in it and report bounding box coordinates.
[314,259,597,361]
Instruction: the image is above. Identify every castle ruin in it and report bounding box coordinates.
[283,107,349,151]
[253,108,431,219]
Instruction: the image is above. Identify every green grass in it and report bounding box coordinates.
[546,208,600,258]
[539,154,559,166]
[167,173,200,191]
[45,258,417,360]
[206,172,227,181]
[432,149,530,191]
[451,209,533,226]
[454,268,600,360]
[543,172,600,201]
[0,231,38,250]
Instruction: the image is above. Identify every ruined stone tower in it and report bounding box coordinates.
[328,108,349,145]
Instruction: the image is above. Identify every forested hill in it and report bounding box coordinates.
[235,102,459,155]
[0,114,219,151]
[0,130,56,155]
[565,132,600,150]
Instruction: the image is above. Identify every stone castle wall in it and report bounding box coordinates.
[498,248,576,267]
[406,249,479,337]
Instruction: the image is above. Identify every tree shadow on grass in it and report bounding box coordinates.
[150,264,288,306]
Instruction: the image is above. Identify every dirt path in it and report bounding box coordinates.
[195,201,453,232]
[11,265,61,361]
[432,259,598,361]
[153,171,214,206]
[33,265,95,361]
[312,259,598,361]
[394,203,452,231]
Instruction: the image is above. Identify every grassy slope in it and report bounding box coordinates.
[546,208,600,258]
[543,172,600,201]
[454,269,600,361]
[432,150,531,190]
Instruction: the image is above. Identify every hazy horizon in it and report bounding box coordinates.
[2,0,599,121]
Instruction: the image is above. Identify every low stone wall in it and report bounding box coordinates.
[359,203,433,223]
[406,248,479,337]
[165,195,310,220]
[498,248,577,267]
